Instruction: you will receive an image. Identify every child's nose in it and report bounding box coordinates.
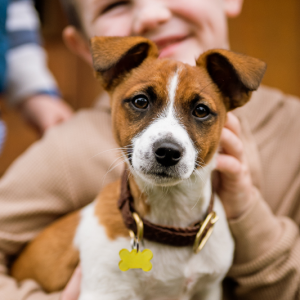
[133,2,172,35]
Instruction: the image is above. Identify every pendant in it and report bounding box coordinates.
[118,212,153,272]
[119,248,153,272]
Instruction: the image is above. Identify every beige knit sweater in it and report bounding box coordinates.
[0,86,300,300]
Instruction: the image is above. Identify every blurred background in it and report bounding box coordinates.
[0,0,299,176]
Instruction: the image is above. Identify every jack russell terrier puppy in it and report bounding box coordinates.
[12,36,266,300]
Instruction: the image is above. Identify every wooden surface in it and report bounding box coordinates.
[0,0,299,176]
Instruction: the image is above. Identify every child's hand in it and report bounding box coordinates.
[19,94,73,134]
[215,112,256,220]
[61,265,81,300]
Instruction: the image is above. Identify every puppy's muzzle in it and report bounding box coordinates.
[154,141,183,167]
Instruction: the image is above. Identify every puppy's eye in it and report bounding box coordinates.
[132,96,149,110]
[193,104,210,119]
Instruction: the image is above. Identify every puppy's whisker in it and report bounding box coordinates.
[108,155,126,171]
[90,147,133,159]
[126,168,133,183]
[191,196,201,210]
[195,159,205,166]
[101,159,128,188]
[101,156,126,188]
[193,168,205,183]
[108,159,127,174]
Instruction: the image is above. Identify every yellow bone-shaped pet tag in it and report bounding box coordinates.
[119,249,153,272]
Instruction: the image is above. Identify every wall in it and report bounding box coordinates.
[229,0,300,98]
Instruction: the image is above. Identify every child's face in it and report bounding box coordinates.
[75,0,242,65]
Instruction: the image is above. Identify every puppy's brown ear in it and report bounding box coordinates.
[197,49,267,110]
[90,36,158,90]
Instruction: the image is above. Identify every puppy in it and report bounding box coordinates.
[12,37,266,300]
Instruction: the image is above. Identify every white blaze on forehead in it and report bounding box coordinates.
[168,70,179,107]
[166,69,179,117]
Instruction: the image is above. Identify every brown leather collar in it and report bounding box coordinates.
[118,170,215,247]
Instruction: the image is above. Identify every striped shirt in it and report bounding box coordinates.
[5,0,60,105]
[0,0,8,94]
[0,0,61,153]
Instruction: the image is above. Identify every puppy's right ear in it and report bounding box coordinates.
[90,36,158,90]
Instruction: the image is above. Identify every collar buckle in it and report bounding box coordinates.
[193,211,219,254]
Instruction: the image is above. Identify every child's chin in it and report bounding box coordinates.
[159,42,199,66]
[159,40,185,59]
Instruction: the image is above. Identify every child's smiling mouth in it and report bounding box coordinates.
[153,35,189,58]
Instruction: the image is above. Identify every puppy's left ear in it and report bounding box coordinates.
[197,49,267,110]
[90,36,158,90]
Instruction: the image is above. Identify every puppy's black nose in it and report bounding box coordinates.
[154,142,183,167]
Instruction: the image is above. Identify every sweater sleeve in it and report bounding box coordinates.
[227,188,300,300]
[0,253,61,300]
[5,0,60,105]
[0,107,122,299]
[0,126,75,299]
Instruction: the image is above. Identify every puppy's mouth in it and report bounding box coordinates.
[136,168,183,186]
[147,171,173,178]
[131,139,195,186]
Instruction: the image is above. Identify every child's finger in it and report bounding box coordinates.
[61,265,81,300]
[219,127,244,161]
[215,153,241,179]
[224,112,241,137]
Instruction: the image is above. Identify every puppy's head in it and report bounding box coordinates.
[91,37,266,186]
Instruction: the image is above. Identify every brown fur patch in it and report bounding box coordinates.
[11,211,80,292]
[129,176,150,218]
[95,176,149,239]
[95,179,129,239]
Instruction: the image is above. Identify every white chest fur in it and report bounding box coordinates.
[74,173,234,300]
